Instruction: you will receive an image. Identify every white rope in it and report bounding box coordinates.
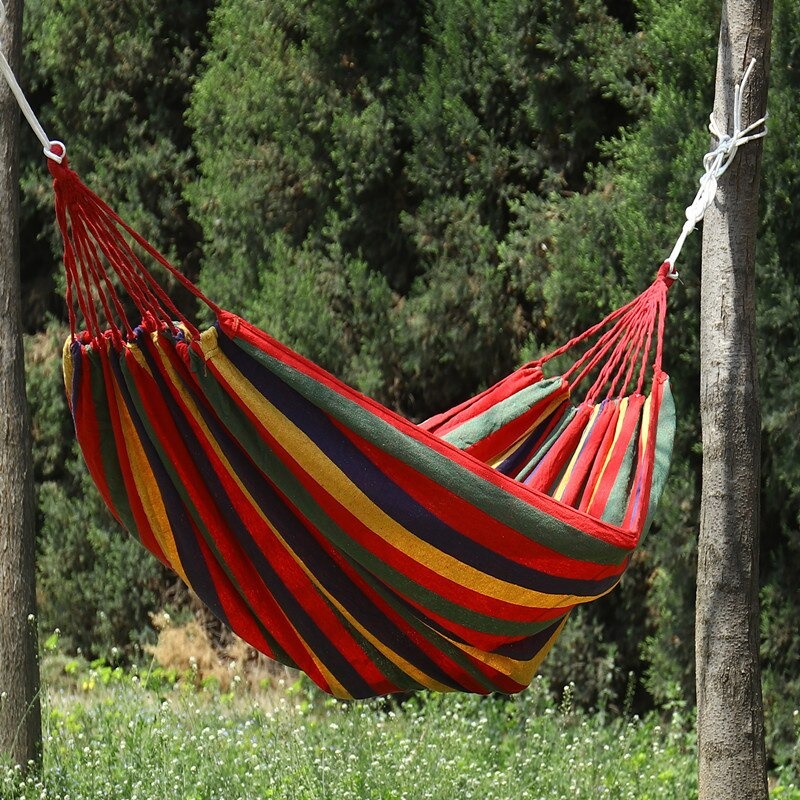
[0,0,64,163]
[666,58,767,278]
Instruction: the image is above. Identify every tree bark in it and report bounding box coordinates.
[0,0,41,770]
[696,2,773,799]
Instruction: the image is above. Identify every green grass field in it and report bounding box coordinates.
[1,659,798,800]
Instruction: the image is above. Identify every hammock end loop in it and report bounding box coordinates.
[44,140,66,165]
[660,261,678,284]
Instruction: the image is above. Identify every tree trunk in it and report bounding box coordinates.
[696,2,773,799]
[0,0,41,770]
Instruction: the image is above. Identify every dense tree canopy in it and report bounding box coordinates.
[188,0,642,416]
[18,0,800,766]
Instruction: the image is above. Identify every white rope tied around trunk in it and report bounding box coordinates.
[0,0,65,162]
[666,58,768,278]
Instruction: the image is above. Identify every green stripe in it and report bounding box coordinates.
[441,377,565,450]
[601,413,641,527]
[639,379,676,541]
[84,346,139,538]
[190,352,560,637]
[516,405,577,481]
[231,334,632,566]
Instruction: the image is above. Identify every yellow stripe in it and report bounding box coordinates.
[639,393,652,456]
[113,346,189,584]
[62,337,74,407]
[142,338,350,699]
[200,328,606,611]
[586,396,629,509]
[444,614,570,686]
[553,403,602,502]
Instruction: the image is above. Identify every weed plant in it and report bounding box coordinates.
[1,661,798,800]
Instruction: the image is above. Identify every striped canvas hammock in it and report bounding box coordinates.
[47,146,676,698]
[0,9,767,697]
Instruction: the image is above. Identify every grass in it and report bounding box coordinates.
[1,659,797,800]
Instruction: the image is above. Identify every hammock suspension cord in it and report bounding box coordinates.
[666,58,768,276]
[0,0,64,163]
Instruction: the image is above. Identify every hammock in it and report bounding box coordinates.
[48,146,675,698]
[0,10,768,697]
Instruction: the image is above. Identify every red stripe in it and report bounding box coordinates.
[524,403,593,494]
[120,346,332,690]
[509,400,570,480]
[558,402,618,508]
[462,382,570,463]
[73,343,171,566]
[220,313,642,550]
[335,420,625,583]
[622,374,665,531]
[72,347,116,516]
[397,589,575,654]
[586,395,646,519]
[184,513,280,664]
[95,346,170,566]
[421,366,544,436]
[579,402,623,513]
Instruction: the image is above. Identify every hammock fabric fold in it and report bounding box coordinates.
[50,149,675,698]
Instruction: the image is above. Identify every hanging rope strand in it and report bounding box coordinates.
[0,0,65,162]
[666,58,767,277]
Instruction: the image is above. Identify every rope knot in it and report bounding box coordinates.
[666,58,767,278]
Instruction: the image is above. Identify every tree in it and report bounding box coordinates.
[696,2,773,798]
[0,0,41,769]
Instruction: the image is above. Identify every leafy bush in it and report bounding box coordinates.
[188,0,641,418]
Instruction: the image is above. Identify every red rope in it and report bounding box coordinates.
[48,148,220,344]
[46,145,673,402]
[69,206,132,340]
[534,262,673,403]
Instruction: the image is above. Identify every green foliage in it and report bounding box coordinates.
[187,0,423,299]
[189,0,642,417]
[36,467,167,660]
[25,323,73,484]
[19,0,214,331]
[251,237,397,398]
